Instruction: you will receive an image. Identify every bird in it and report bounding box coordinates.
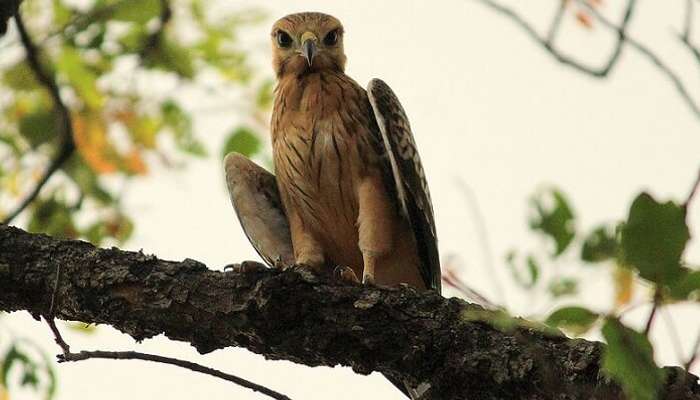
[267,11,440,292]
[224,12,440,398]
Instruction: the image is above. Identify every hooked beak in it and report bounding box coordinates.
[300,31,318,67]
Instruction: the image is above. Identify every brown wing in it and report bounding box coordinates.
[224,152,295,268]
[367,79,441,293]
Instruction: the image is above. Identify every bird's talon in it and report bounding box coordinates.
[223,260,267,273]
[334,266,360,283]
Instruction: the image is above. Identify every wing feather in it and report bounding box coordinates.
[367,79,441,292]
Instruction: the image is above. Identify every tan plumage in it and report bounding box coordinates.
[269,12,440,291]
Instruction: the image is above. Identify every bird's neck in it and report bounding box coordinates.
[274,70,349,114]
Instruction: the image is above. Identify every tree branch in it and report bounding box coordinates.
[473,0,700,122]
[2,11,76,225]
[0,225,699,399]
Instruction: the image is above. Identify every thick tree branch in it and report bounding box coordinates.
[1,225,699,399]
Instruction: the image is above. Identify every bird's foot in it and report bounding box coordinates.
[362,272,375,285]
[286,263,321,282]
[223,260,268,273]
[333,265,360,284]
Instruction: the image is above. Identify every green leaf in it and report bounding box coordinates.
[529,188,576,257]
[57,47,104,109]
[53,0,72,25]
[602,318,664,400]
[620,193,689,286]
[18,109,56,147]
[221,126,261,159]
[65,159,114,204]
[581,224,619,263]
[548,277,578,298]
[144,38,196,79]
[27,194,78,239]
[545,306,597,335]
[2,61,38,90]
[110,0,160,23]
[256,79,275,109]
[161,100,206,156]
[505,251,540,289]
[668,270,700,300]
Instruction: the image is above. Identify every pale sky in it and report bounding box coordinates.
[3,1,700,399]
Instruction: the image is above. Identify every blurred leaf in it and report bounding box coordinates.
[668,270,700,301]
[505,251,539,289]
[461,309,518,332]
[613,266,635,308]
[256,79,275,109]
[18,109,56,148]
[548,277,578,298]
[2,61,38,91]
[221,126,261,159]
[545,306,598,335]
[57,47,104,109]
[110,0,160,23]
[144,38,196,79]
[64,159,113,204]
[116,110,160,149]
[620,193,689,286]
[53,0,72,25]
[602,318,664,400]
[27,194,78,239]
[529,188,576,257]
[65,322,98,334]
[72,113,119,174]
[161,100,206,156]
[581,224,618,263]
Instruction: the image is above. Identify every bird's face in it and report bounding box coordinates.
[271,12,346,77]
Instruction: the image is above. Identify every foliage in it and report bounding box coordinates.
[0,0,271,397]
[0,0,269,246]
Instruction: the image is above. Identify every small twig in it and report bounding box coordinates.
[660,307,685,364]
[576,0,700,120]
[58,350,292,400]
[643,290,661,336]
[455,178,506,306]
[682,168,700,211]
[44,317,71,355]
[473,0,700,122]
[472,0,637,77]
[545,0,567,45]
[685,331,700,371]
[683,0,694,41]
[2,11,75,225]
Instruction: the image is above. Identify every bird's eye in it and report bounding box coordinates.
[323,29,339,46]
[276,31,293,48]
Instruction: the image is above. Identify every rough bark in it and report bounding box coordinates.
[0,225,698,400]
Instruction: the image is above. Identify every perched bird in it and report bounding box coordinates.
[267,12,440,291]
[224,11,440,398]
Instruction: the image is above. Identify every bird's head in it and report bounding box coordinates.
[271,12,346,77]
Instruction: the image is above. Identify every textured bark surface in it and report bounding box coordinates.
[1,225,698,400]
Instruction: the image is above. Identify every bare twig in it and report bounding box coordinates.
[58,350,292,400]
[472,0,700,122]
[683,168,700,211]
[685,331,700,371]
[643,290,662,336]
[2,11,75,225]
[44,317,71,355]
[472,0,636,77]
[575,0,700,120]
[43,309,292,400]
[455,178,506,306]
[546,0,567,45]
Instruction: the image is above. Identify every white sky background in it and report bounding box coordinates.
[4,0,700,399]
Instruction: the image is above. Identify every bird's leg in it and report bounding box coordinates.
[357,174,395,285]
[286,206,325,273]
